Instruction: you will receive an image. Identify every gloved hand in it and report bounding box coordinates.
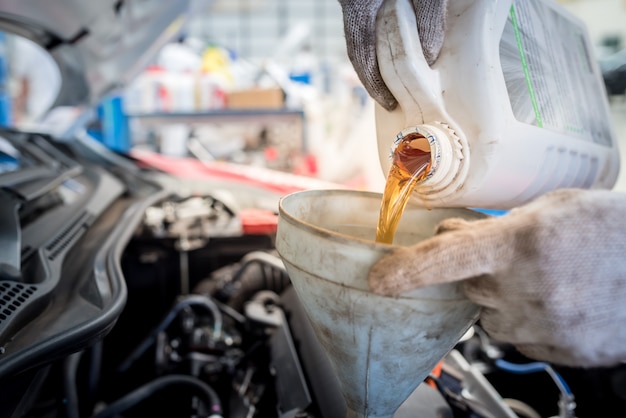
[338,0,448,111]
[368,188,626,368]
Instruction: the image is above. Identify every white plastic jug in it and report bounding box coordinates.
[375,0,620,209]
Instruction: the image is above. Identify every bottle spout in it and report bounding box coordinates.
[384,122,466,204]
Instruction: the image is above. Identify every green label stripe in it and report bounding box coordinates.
[510,5,543,127]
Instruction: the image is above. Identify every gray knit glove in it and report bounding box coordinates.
[338,0,448,111]
[368,189,626,368]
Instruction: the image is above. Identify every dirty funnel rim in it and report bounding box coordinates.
[278,189,397,250]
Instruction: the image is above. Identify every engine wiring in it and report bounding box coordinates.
[117,294,224,373]
[494,359,576,418]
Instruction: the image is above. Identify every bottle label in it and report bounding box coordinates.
[500,0,612,146]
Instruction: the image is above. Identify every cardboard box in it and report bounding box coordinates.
[226,87,285,110]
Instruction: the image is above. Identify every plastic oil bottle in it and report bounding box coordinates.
[375,0,620,211]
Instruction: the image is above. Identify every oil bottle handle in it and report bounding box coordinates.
[376,0,448,126]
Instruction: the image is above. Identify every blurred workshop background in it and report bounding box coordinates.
[0,0,625,194]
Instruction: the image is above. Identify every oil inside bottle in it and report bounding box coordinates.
[376,133,432,244]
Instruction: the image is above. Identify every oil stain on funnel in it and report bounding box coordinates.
[276,189,486,418]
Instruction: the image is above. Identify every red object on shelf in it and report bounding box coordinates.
[264,146,278,162]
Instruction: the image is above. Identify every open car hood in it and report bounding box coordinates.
[0,0,190,108]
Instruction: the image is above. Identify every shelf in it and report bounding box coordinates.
[125,109,305,125]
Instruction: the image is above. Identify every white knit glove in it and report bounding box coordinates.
[369,189,626,368]
[338,0,448,111]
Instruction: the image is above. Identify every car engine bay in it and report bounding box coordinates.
[0,129,626,418]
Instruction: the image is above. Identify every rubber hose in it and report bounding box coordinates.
[89,374,222,418]
[63,351,83,418]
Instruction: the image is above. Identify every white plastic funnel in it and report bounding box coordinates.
[276,189,486,418]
